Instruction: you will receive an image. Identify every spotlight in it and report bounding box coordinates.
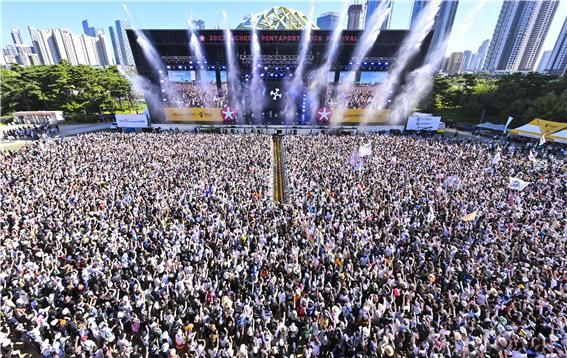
[264,66,268,70]
[167,65,171,69]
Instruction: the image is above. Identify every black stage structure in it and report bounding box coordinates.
[127,29,433,125]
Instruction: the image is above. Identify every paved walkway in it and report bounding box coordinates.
[59,123,114,137]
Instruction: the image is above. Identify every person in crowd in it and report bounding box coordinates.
[0,124,57,142]
[0,131,564,357]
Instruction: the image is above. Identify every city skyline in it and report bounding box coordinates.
[1,0,566,71]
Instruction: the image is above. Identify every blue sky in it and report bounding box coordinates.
[1,0,566,63]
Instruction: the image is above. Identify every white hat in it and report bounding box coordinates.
[383,344,394,357]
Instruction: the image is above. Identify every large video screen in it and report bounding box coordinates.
[163,70,229,122]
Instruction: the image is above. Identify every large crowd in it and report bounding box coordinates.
[326,86,376,109]
[169,84,228,108]
[0,132,565,357]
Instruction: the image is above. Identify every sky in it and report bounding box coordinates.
[1,0,566,64]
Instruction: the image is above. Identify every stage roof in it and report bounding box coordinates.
[127,29,432,76]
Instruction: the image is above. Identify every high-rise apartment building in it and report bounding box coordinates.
[364,0,392,30]
[445,51,464,74]
[483,0,559,73]
[317,12,339,30]
[347,4,363,30]
[82,20,96,37]
[545,16,567,75]
[111,20,134,66]
[11,28,24,45]
[537,50,552,73]
[29,27,56,65]
[461,50,472,72]
[410,0,459,56]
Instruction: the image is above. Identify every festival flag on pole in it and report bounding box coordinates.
[492,152,501,165]
[528,150,536,162]
[539,134,546,146]
[504,116,514,133]
[354,159,364,172]
[462,210,477,222]
[509,177,530,191]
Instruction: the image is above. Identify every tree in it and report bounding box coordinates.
[1,64,136,117]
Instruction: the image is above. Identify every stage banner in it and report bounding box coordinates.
[115,114,148,128]
[164,108,223,122]
[406,115,441,131]
[341,109,390,124]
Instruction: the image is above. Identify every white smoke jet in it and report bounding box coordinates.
[222,11,242,122]
[188,19,212,107]
[388,0,488,125]
[330,0,392,125]
[118,66,162,116]
[362,0,442,124]
[283,4,315,124]
[123,4,176,113]
[306,0,349,123]
[249,18,266,123]
[388,38,449,124]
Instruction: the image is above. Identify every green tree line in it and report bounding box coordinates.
[427,73,567,125]
[0,60,137,117]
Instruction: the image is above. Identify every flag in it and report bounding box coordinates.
[509,177,530,191]
[348,148,360,166]
[462,210,477,222]
[539,134,546,146]
[504,116,513,133]
[354,159,364,172]
[359,143,372,157]
[528,151,536,162]
[444,175,461,187]
[492,152,501,165]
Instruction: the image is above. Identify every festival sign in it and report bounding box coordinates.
[164,108,224,122]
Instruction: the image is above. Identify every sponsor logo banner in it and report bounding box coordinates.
[115,114,148,128]
[537,118,567,136]
[340,109,390,124]
[406,115,441,131]
[164,108,223,122]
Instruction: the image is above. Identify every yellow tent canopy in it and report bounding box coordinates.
[510,118,567,144]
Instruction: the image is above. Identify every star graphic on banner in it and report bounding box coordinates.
[221,106,236,121]
[318,107,331,121]
[270,88,282,101]
[199,35,205,42]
